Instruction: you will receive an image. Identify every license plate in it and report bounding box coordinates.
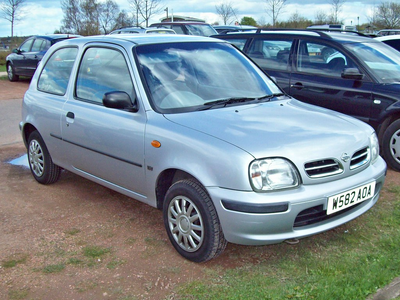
[327,181,375,215]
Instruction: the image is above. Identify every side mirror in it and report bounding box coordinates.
[341,68,364,80]
[103,91,138,112]
[12,48,19,54]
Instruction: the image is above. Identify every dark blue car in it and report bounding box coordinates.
[6,34,79,82]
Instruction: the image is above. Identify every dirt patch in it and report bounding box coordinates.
[0,78,30,101]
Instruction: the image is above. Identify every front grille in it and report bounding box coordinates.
[304,147,370,178]
[304,159,343,178]
[350,147,369,169]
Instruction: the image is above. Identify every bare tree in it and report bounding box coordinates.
[0,0,26,37]
[331,0,345,24]
[60,0,121,35]
[314,10,328,25]
[114,10,135,29]
[128,0,163,27]
[99,0,120,34]
[375,1,400,28]
[265,0,288,27]
[215,2,238,25]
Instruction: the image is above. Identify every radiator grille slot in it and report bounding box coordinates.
[350,147,369,170]
[304,159,343,178]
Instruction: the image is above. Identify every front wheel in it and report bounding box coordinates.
[27,131,61,184]
[382,119,400,172]
[163,179,227,262]
[7,63,19,82]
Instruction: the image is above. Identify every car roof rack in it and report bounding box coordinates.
[254,28,368,38]
[255,28,332,38]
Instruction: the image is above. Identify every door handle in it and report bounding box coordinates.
[291,82,304,90]
[66,112,75,126]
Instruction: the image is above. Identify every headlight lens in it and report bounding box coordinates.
[249,158,300,192]
[370,132,379,163]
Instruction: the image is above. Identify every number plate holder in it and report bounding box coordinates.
[327,182,375,215]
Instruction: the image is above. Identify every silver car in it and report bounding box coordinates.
[20,35,387,262]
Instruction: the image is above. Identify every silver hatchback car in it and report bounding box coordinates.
[20,35,386,262]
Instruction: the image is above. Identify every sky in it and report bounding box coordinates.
[0,0,388,37]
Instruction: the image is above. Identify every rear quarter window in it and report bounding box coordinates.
[38,47,78,95]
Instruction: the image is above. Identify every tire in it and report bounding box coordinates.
[163,179,227,262]
[27,131,61,184]
[7,63,19,82]
[382,119,400,172]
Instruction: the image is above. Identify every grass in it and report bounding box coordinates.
[177,182,400,300]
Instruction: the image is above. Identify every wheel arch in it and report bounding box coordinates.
[155,169,204,210]
[21,123,38,148]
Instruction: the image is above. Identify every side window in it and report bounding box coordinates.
[224,38,247,50]
[171,25,185,34]
[31,39,45,52]
[297,40,353,77]
[38,47,78,95]
[247,38,293,70]
[76,47,134,104]
[19,39,34,52]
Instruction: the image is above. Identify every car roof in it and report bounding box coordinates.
[31,34,80,40]
[213,25,257,29]
[109,27,176,34]
[375,35,400,42]
[54,34,220,47]
[151,21,210,25]
[214,29,375,43]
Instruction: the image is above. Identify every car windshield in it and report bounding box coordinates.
[344,41,400,83]
[136,42,281,113]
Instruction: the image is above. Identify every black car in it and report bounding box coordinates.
[214,29,400,171]
[6,34,79,81]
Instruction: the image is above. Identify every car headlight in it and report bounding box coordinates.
[249,158,300,192]
[370,132,379,164]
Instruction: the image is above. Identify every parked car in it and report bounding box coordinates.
[109,26,176,35]
[149,21,217,36]
[20,34,386,262]
[6,34,79,82]
[213,25,257,34]
[375,35,400,52]
[376,29,400,36]
[214,29,400,171]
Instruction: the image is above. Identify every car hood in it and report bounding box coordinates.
[164,99,372,161]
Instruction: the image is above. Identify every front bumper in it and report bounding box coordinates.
[208,157,387,245]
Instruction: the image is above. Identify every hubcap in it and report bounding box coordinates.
[7,65,13,80]
[389,129,400,164]
[29,140,44,177]
[167,196,204,252]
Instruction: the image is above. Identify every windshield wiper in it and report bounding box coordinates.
[199,93,285,110]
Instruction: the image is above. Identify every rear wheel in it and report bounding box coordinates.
[163,179,227,262]
[7,63,19,82]
[382,119,400,172]
[27,131,61,184]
